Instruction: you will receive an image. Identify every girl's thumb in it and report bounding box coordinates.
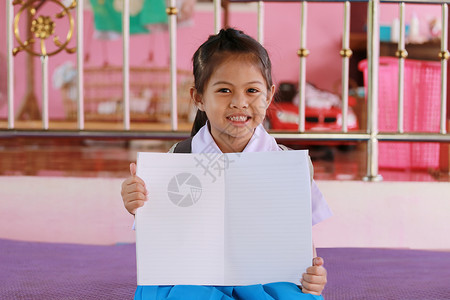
[130,163,137,176]
[313,257,324,267]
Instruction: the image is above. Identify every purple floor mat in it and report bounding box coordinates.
[0,239,136,299]
[1,238,449,299]
[319,247,450,300]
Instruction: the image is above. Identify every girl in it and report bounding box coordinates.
[121,28,332,300]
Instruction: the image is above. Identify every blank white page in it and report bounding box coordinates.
[224,151,312,285]
[135,153,225,285]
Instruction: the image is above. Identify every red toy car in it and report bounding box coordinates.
[265,82,359,132]
[265,101,358,131]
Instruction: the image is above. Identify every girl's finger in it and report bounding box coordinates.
[306,265,327,276]
[125,182,147,195]
[301,286,322,296]
[302,273,327,285]
[125,199,146,215]
[130,163,137,176]
[123,192,148,205]
[301,279,324,295]
[121,179,145,198]
[313,257,324,267]
[123,175,147,191]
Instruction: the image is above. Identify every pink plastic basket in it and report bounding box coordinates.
[358,57,441,169]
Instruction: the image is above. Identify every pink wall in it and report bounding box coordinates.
[2,176,449,250]
[313,180,450,250]
[0,2,441,119]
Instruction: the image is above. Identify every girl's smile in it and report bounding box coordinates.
[192,55,275,153]
[226,114,251,124]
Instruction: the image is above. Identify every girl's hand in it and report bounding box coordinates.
[120,163,148,215]
[300,257,327,296]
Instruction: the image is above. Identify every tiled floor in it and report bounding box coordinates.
[1,137,448,181]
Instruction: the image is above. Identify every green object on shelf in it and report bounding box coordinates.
[379,24,410,42]
[90,0,168,34]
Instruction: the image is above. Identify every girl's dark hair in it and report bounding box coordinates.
[190,28,273,136]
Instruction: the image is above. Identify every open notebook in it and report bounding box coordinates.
[135,150,312,286]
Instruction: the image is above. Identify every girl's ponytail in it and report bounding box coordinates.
[190,110,208,137]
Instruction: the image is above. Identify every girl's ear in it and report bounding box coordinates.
[190,87,205,111]
[266,84,276,108]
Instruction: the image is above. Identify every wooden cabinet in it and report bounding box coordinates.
[379,40,441,61]
[350,32,441,61]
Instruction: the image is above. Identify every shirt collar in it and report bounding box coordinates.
[191,122,280,153]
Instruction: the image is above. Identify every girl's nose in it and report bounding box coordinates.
[230,93,249,109]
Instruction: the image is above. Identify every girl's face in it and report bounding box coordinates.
[192,56,275,152]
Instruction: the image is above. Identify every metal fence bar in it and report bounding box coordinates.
[397,2,406,133]
[258,1,265,44]
[2,130,449,142]
[298,1,308,132]
[168,0,178,131]
[41,55,49,130]
[271,132,450,142]
[76,0,84,130]
[365,0,381,181]
[341,1,351,133]
[122,0,130,130]
[214,0,222,33]
[376,133,450,141]
[440,3,448,134]
[6,0,14,129]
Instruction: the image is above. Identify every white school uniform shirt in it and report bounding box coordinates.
[190,123,332,226]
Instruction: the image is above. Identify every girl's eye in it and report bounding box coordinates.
[247,88,259,93]
[218,88,231,93]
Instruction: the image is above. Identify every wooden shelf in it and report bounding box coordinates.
[350,33,441,61]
